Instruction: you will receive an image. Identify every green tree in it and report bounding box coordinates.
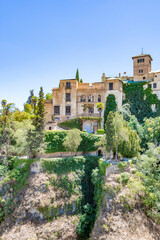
[105,111,115,161]
[113,112,128,161]
[24,103,33,114]
[27,87,46,158]
[80,79,83,83]
[12,110,30,122]
[0,100,15,165]
[63,129,82,155]
[27,90,34,105]
[104,94,117,126]
[119,124,141,158]
[45,93,52,100]
[96,102,104,129]
[76,68,79,81]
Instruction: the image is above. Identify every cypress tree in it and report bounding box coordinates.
[80,79,83,83]
[105,111,115,161]
[104,94,117,126]
[76,68,79,81]
[28,87,46,158]
[34,86,45,131]
[27,90,34,105]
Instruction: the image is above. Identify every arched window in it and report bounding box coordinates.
[88,95,94,102]
[80,95,86,102]
[98,95,101,102]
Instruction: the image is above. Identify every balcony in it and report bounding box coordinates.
[78,113,99,117]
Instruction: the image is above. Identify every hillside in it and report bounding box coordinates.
[91,166,160,240]
[0,158,160,240]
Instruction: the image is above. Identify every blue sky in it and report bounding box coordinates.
[0,0,160,109]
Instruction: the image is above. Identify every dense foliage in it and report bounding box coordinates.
[105,111,140,159]
[58,118,82,130]
[104,94,117,126]
[45,130,101,153]
[135,146,160,223]
[123,82,160,123]
[42,156,106,239]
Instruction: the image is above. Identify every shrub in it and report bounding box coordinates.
[118,172,130,184]
[97,129,104,135]
[117,162,128,171]
[45,130,101,153]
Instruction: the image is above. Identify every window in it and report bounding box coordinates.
[98,95,101,102]
[109,82,113,90]
[54,106,60,115]
[80,95,86,102]
[139,69,143,74]
[66,82,71,89]
[149,60,151,64]
[89,106,94,114]
[143,77,146,80]
[88,95,94,102]
[66,106,71,115]
[66,93,71,102]
[137,58,144,63]
[153,83,157,88]
[49,127,52,130]
[155,75,157,78]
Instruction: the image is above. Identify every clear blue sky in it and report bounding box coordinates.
[0,0,160,109]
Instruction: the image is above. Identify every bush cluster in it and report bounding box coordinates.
[45,130,101,153]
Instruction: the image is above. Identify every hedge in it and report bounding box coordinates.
[45,130,101,153]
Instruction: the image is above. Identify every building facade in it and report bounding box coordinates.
[45,78,123,132]
[45,53,160,132]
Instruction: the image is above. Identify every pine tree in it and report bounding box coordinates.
[104,94,117,126]
[76,69,79,81]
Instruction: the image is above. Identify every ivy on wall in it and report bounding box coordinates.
[123,82,160,123]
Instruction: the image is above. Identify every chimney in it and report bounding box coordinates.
[119,73,121,78]
[101,73,105,82]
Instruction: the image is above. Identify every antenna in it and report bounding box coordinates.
[142,48,143,54]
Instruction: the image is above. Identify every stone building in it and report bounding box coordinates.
[45,53,160,132]
[45,78,123,132]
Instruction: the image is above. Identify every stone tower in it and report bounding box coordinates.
[132,53,152,81]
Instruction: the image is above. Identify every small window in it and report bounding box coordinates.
[149,60,151,64]
[80,95,86,102]
[88,95,94,102]
[66,82,71,89]
[143,77,146,80]
[153,83,157,88]
[137,58,144,63]
[139,70,143,74]
[54,106,60,115]
[66,93,71,102]
[66,106,71,115]
[155,75,157,78]
[109,82,113,90]
[49,127,52,130]
[89,106,94,114]
[98,95,101,102]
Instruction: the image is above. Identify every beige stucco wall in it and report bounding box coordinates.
[46,78,123,123]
